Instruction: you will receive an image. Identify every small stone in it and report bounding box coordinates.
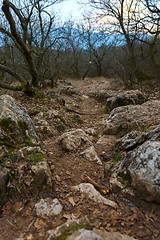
[35,198,63,217]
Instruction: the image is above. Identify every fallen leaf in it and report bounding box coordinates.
[55,175,61,182]
[68,197,76,206]
[14,201,23,212]
[34,219,46,229]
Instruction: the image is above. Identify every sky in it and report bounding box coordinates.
[54,0,87,21]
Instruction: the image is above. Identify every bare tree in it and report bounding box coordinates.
[88,0,145,87]
[79,16,111,77]
[0,0,63,93]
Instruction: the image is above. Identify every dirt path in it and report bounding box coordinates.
[0,78,160,240]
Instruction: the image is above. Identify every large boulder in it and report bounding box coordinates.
[108,135,160,203]
[116,124,160,151]
[104,100,160,135]
[0,95,39,147]
[89,89,147,111]
[106,90,147,110]
[127,140,160,203]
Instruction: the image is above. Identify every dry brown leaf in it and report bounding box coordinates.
[68,197,76,206]
[34,218,46,229]
[55,175,62,182]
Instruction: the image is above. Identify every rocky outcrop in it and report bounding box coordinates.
[108,126,160,203]
[89,89,117,102]
[104,100,160,135]
[106,90,147,110]
[33,109,67,138]
[116,124,160,151]
[89,89,147,111]
[0,95,39,147]
[127,140,160,203]
[0,95,52,202]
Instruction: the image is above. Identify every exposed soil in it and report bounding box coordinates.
[0,77,160,240]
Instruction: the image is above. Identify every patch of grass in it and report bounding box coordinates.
[114,150,122,163]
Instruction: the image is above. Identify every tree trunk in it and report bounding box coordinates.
[2,0,39,87]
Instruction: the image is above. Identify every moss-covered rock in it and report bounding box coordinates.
[0,95,40,147]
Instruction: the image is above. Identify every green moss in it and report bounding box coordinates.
[53,223,91,240]
[25,152,45,164]
[114,151,122,163]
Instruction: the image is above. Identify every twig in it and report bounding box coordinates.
[82,174,109,195]
[26,219,35,231]
[7,219,18,229]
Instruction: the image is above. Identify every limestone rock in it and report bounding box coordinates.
[109,140,160,203]
[81,146,102,165]
[116,131,149,151]
[0,95,39,147]
[116,125,160,151]
[33,110,66,136]
[104,100,160,135]
[89,89,117,102]
[34,118,55,137]
[58,129,92,151]
[67,229,137,240]
[107,90,147,110]
[72,183,117,208]
[31,161,52,192]
[60,86,81,96]
[35,198,63,217]
[127,140,160,203]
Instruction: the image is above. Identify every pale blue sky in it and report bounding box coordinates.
[54,0,86,21]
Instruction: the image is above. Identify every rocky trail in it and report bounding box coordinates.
[0,77,160,240]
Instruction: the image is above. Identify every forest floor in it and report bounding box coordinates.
[0,77,160,240]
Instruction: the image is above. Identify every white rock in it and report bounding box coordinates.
[81,146,102,165]
[58,129,92,151]
[35,198,63,217]
[72,183,117,208]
